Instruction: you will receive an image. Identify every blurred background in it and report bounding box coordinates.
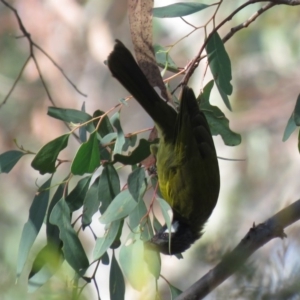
[1,0,300,299]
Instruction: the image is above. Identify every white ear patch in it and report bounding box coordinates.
[163,221,179,234]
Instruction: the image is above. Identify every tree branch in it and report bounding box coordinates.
[176,199,300,300]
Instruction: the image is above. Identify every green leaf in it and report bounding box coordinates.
[206,32,232,110]
[93,220,121,260]
[111,111,125,155]
[283,113,297,142]
[144,245,161,280]
[28,182,66,287]
[102,252,110,265]
[156,197,172,235]
[113,139,152,165]
[154,44,178,73]
[93,110,114,138]
[119,232,152,291]
[168,283,182,299]
[28,249,63,293]
[99,164,120,214]
[283,94,300,141]
[46,183,65,246]
[0,150,25,173]
[66,176,91,212]
[50,198,89,275]
[129,199,153,241]
[48,107,94,132]
[199,81,241,146]
[110,252,125,300]
[82,177,100,227]
[122,135,137,152]
[28,243,63,281]
[293,94,300,125]
[128,167,146,202]
[17,178,52,278]
[99,190,137,224]
[31,134,70,174]
[79,102,87,142]
[153,2,210,18]
[71,131,100,175]
[101,132,117,145]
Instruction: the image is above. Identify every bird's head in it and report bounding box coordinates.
[149,218,200,255]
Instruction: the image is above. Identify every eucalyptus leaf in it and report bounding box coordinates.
[17,178,52,278]
[206,32,232,110]
[199,81,241,146]
[50,198,89,275]
[128,167,146,202]
[71,131,100,175]
[114,139,152,165]
[66,176,91,212]
[93,220,121,260]
[153,2,209,18]
[110,252,125,300]
[31,134,70,174]
[82,177,100,227]
[99,190,137,224]
[119,232,152,291]
[0,150,25,173]
[111,111,125,155]
[99,164,120,214]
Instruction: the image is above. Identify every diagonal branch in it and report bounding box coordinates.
[176,199,300,300]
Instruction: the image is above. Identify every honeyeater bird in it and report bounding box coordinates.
[107,40,220,255]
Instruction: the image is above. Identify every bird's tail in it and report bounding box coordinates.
[107,40,176,137]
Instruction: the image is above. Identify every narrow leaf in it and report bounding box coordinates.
[110,252,125,300]
[122,135,137,152]
[99,164,120,214]
[48,107,94,132]
[129,199,153,241]
[199,82,241,146]
[111,111,125,155]
[93,110,114,138]
[119,232,154,290]
[144,245,161,280]
[113,139,152,165]
[283,113,297,142]
[71,131,100,175]
[79,102,87,142]
[50,198,89,275]
[17,178,52,278]
[156,197,172,235]
[169,283,182,299]
[206,32,232,110]
[153,2,210,18]
[31,134,70,174]
[66,176,91,212]
[0,150,25,173]
[99,190,137,224]
[128,167,146,202]
[293,94,300,125]
[82,177,100,227]
[93,220,121,260]
[154,44,178,73]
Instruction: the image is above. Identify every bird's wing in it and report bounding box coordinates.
[167,87,220,230]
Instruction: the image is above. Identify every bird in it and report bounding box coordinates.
[107,40,220,255]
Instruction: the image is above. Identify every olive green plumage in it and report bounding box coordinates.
[108,40,220,254]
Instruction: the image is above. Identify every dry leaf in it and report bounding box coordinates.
[128,0,168,100]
